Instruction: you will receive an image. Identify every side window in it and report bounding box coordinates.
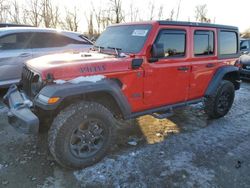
[155,30,186,58]
[30,33,48,48]
[219,31,238,55]
[194,30,214,56]
[30,33,82,48]
[0,33,31,50]
[52,34,81,46]
[240,40,250,50]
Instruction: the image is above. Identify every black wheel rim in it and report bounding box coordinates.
[70,119,106,158]
[217,91,231,114]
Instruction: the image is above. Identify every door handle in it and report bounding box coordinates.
[206,63,215,68]
[19,53,31,57]
[177,66,189,71]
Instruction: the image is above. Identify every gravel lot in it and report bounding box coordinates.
[0,82,250,188]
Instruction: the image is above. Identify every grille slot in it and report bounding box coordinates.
[21,66,34,97]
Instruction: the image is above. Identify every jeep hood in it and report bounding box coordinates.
[26,52,131,80]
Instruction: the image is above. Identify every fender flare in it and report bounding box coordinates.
[34,79,131,118]
[205,65,240,96]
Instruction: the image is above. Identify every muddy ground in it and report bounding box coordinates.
[0,82,250,188]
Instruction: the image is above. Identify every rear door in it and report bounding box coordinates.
[0,32,32,85]
[188,27,218,100]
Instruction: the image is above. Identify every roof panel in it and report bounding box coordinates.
[158,21,238,30]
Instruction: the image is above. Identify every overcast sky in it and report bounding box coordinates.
[52,0,250,32]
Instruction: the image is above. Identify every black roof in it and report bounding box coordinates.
[158,21,238,30]
[0,23,33,28]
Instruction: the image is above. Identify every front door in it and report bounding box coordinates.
[143,28,190,108]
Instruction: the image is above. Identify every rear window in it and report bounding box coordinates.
[194,30,214,56]
[219,31,238,55]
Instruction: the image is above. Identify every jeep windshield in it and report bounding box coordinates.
[95,24,152,54]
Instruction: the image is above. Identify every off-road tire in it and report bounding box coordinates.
[48,101,116,169]
[204,80,235,119]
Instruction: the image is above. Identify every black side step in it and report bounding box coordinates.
[151,108,173,119]
[128,98,203,119]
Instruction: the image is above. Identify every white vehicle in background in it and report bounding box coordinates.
[0,27,93,88]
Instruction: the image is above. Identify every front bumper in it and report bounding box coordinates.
[4,85,39,134]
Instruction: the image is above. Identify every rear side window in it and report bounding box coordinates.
[155,30,186,58]
[194,30,214,56]
[30,32,86,48]
[219,31,238,55]
[0,33,31,50]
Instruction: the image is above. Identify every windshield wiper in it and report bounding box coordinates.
[107,46,122,57]
[93,45,104,52]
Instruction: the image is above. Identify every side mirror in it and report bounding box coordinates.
[149,43,165,63]
[152,43,165,58]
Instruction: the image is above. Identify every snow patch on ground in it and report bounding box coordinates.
[54,75,105,85]
[162,152,215,188]
[74,150,147,187]
[74,150,215,188]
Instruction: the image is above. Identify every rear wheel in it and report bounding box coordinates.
[204,80,235,119]
[48,101,116,169]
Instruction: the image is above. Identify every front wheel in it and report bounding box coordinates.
[204,80,235,119]
[48,101,116,169]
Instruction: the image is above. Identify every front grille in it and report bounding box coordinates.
[21,66,34,97]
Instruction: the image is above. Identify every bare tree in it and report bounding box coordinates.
[128,1,139,22]
[158,5,164,20]
[85,12,94,37]
[0,0,10,22]
[167,9,175,21]
[195,4,211,23]
[41,0,60,28]
[63,7,79,31]
[241,28,250,38]
[176,0,181,20]
[24,0,42,26]
[8,0,21,23]
[148,1,155,20]
[109,0,123,23]
[91,3,103,34]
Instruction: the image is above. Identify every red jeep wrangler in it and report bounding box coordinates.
[4,21,241,169]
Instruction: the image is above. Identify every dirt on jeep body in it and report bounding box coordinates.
[1,82,250,187]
